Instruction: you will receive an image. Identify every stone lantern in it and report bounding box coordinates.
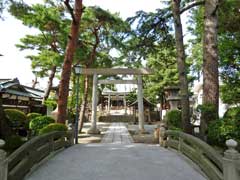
[164,86,181,110]
[50,85,59,121]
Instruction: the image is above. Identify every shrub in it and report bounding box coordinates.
[207,119,224,145]
[197,103,218,121]
[26,113,42,129]
[208,113,240,147]
[27,112,42,121]
[29,116,55,134]
[4,109,26,127]
[223,107,240,120]
[39,123,68,135]
[3,135,25,153]
[44,99,57,109]
[165,110,182,130]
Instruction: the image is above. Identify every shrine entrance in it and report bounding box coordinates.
[80,68,153,134]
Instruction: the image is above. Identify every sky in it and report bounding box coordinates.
[0,0,188,90]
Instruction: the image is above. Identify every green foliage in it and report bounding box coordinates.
[197,103,218,121]
[4,109,26,127]
[3,135,25,152]
[78,6,129,68]
[220,83,240,105]
[39,123,68,135]
[125,8,174,63]
[208,107,240,147]
[9,1,69,79]
[29,116,55,134]
[165,110,182,130]
[27,112,42,120]
[44,98,57,109]
[208,118,240,147]
[126,90,137,104]
[223,107,240,120]
[26,112,42,129]
[144,46,179,101]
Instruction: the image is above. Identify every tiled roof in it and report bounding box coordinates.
[0,78,44,99]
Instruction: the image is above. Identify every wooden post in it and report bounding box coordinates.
[0,139,7,180]
[223,139,240,180]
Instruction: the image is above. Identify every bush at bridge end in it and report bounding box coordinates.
[29,116,55,134]
[208,107,240,149]
[39,123,68,135]
[165,110,182,130]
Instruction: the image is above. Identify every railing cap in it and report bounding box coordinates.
[226,139,238,149]
[0,139,5,148]
[0,139,6,160]
[224,139,240,159]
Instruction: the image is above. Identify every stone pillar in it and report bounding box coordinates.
[223,139,240,180]
[137,75,145,132]
[107,94,111,114]
[124,92,127,115]
[88,73,100,134]
[0,139,7,180]
[159,123,167,147]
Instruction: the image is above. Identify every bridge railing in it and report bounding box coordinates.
[0,130,74,180]
[160,129,240,180]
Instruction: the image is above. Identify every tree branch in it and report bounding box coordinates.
[165,0,205,19]
[180,0,205,14]
[64,0,76,24]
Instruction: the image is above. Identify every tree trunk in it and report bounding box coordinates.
[201,0,219,136]
[57,0,83,124]
[171,0,192,133]
[42,65,57,104]
[78,75,89,132]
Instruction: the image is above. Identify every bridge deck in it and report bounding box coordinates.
[25,123,206,180]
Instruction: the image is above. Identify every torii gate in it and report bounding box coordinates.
[80,68,153,134]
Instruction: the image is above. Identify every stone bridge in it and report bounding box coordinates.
[1,123,240,180]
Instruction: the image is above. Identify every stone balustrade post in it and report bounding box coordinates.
[68,130,74,146]
[0,139,8,180]
[223,139,240,180]
[159,123,167,147]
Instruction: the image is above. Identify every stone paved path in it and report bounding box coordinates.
[101,122,133,144]
[25,123,207,180]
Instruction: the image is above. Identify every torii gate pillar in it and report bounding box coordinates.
[87,73,100,134]
[137,75,145,132]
